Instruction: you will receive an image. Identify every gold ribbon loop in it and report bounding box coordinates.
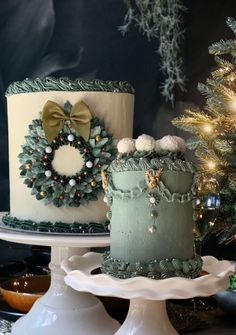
[42,100,92,144]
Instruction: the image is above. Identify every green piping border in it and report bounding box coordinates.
[2,213,110,234]
[109,153,196,173]
[6,77,135,96]
[101,252,203,279]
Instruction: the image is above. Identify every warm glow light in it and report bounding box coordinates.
[207,161,216,170]
[202,124,213,134]
[231,97,236,110]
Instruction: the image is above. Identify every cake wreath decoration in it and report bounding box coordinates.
[18,100,116,208]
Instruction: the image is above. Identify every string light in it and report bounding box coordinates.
[202,124,213,134]
[231,96,236,110]
[207,161,216,170]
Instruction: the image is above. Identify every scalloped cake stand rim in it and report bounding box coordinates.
[62,253,234,335]
[62,252,235,300]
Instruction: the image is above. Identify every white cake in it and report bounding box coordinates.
[4,77,134,233]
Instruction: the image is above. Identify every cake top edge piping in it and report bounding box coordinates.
[5,77,135,96]
[109,152,196,173]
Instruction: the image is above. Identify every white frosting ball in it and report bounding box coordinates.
[117,138,136,153]
[69,179,76,187]
[135,134,156,151]
[67,134,74,142]
[159,135,186,153]
[86,161,93,168]
[45,146,52,154]
[149,197,156,204]
[45,170,52,178]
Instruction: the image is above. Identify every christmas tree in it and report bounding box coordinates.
[173,17,236,249]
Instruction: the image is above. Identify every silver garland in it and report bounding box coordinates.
[119,0,186,103]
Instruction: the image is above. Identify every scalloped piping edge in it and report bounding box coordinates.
[101,252,203,279]
[2,214,109,234]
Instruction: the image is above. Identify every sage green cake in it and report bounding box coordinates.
[101,134,203,279]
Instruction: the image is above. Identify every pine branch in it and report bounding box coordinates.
[227,17,236,35]
[172,109,213,133]
[212,56,235,79]
[173,17,236,244]
[209,40,236,57]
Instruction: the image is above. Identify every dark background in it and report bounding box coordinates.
[0,0,236,212]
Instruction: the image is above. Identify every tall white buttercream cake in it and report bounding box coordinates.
[4,77,134,233]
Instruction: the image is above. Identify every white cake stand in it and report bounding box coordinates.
[62,252,235,335]
[0,215,120,335]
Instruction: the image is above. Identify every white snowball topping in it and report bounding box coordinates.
[117,138,136,153]
[159,135,186,153]
[135,134,156,151]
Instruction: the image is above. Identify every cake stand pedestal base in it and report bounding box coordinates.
[62,252,235,335]
[0,222,119,335]
[116,299,177,335]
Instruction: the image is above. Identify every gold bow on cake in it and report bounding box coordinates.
[42,100,92,144]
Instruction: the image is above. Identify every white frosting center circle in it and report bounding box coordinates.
[52,145,85,176]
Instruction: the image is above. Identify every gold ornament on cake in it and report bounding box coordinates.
[101,170,108,190]
[91,180,97,187]
[146,167,163,189]
[95,135,102,142]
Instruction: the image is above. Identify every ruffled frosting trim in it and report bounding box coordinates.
[101,252,203,279]
[6,77,134,96]
[2,213,109,234]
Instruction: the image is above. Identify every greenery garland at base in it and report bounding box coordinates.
[2,214,110,234]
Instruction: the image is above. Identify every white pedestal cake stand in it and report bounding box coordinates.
[62,252,235,335]
[0,215,120,335]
